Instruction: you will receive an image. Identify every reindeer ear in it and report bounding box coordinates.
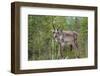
[51,29,53,32]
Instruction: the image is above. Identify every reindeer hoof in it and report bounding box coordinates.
[65,56,68,59]
[77,56,80,58]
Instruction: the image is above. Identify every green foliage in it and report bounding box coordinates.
[28,15,88,60]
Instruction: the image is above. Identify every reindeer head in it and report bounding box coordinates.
[52,28,63,43]
[51,24,63,42]
[52,29,61,37]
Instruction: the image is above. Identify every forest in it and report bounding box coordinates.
[28,15,88,60]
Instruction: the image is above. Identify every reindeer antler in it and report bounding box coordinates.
[52,18,56,30]
[52,24,55,30]
[52,17,61,30]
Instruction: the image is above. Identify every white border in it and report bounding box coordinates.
[20,6,95,70]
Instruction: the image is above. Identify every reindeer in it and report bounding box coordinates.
[52,25,79,58]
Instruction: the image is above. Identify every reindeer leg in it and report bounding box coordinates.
[74,41,80,58]
[60,44,64,59]
[72,42,78,58]
[70,44,72,51]
[75,40,78,49]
